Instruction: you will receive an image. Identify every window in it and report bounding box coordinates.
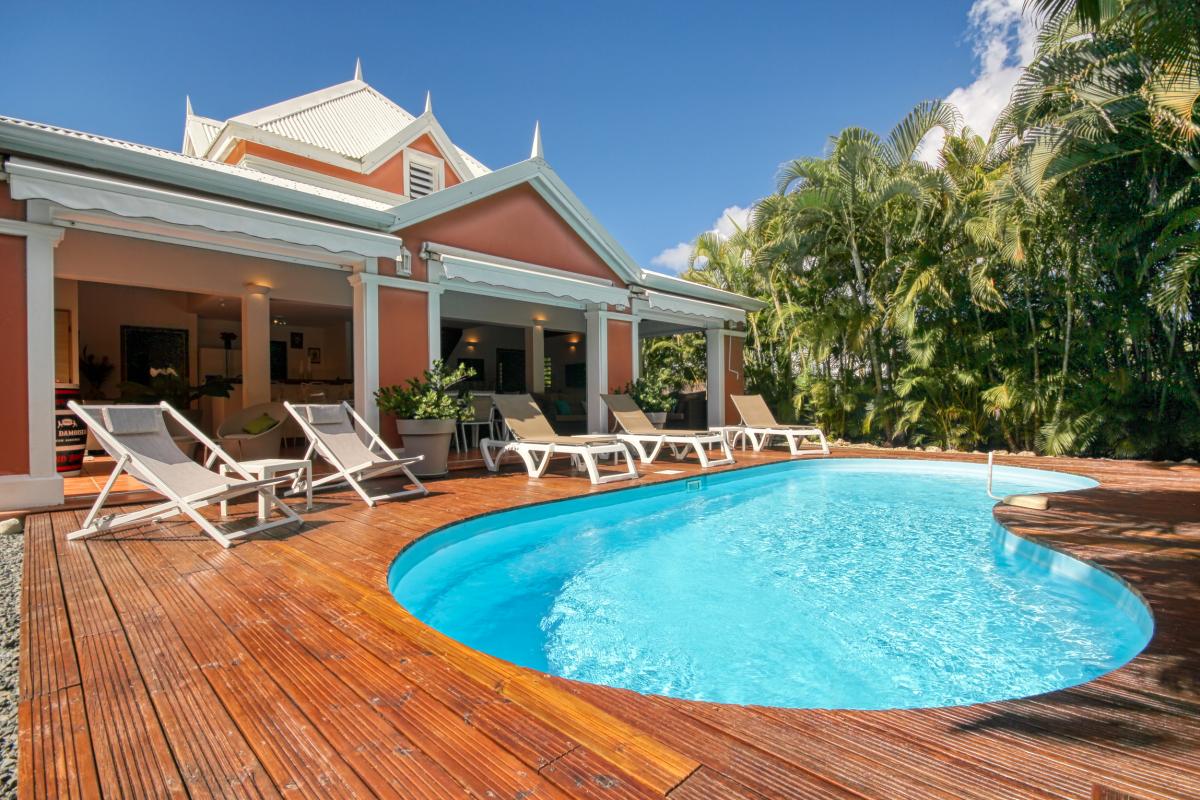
[405,151,443,199]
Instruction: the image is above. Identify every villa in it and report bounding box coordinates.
[4,65,1200,800]
[0,62,760,512]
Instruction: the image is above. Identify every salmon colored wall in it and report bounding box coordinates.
[0,183,25,220]
[398,184,626,287]
[723,335,746,424]
[0,235,28,475]
[224,134,461,195]
[377,286,429,446]
[606,319,633,393]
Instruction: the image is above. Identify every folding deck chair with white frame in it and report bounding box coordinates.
[481,394,638,484]
[601,393,735,468]
[730,394,830,456]
[284,401,428,506]
[67,402,303,548]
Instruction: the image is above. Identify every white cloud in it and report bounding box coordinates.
[650,205,752,274]
[917,0,1040,163]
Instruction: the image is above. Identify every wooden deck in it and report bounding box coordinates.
[18,447,1200,799]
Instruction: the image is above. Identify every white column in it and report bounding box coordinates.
[240,283,272,408]
[427,287,441,367]
[584,307,607,433]
[0,205,66,510]
[26,206,63,491]
[706,327,726,428]
[527,321,545,392]
[349,273,380,430]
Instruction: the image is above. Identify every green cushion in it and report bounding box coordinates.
[242,413,279,436]
[554,399,571,415]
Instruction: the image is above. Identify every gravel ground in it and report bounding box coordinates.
[0,519,22,797]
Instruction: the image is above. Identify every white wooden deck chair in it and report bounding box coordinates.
[730,394,830,456]
[284,401,427,507]
[481,394,638,485]
[67,402,302,548]
[601,394,735,468]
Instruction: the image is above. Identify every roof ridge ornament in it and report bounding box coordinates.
[354,58,363,81]
[424,91,432,115]
[530,121,543,160]
[185,95,194,117]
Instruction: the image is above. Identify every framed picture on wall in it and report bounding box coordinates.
[290,332,304,349]
[307,347,322,365]
[120,326,189,385]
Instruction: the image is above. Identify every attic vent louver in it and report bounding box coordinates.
[408,161,436,198]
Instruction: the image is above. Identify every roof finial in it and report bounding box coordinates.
[530,121,543,160]
[354,58,363,81]
[424,90,432,115]
[185,95,194,117]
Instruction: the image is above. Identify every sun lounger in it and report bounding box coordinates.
[67,402,302,548]
[481,394,637,484]
[285,401,427,507]
[601,393,734,468]
[730,394,830,456]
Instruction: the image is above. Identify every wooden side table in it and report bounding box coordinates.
[219,457,312,521]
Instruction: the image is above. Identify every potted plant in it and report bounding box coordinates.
[617,374,676,428]
[78,347,115,400]
[375,360,476,477]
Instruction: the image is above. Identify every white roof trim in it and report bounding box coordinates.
[390,159,644,286]
[359,113,476,184]
[639,290,745,324]
[5,158,404,261]
[638,270,767,312]
[0,116,398,228]
[426,245,629,309]
[390,158,764,313]
[422,242,614,286]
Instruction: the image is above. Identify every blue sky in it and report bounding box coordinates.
[2,0,1032,272]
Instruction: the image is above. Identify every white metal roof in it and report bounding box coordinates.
[203,76,490,179]
[229,80,415,161]
[0,116,394,214]
[183,114,221,157]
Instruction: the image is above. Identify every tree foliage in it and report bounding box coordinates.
[678,0,1199,457]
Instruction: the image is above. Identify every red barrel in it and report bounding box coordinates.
[54,384,86,476]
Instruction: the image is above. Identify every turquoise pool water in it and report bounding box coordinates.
[389,459,1153,710]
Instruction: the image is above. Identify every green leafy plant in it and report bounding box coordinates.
[78,347,115,400]
[616,375,676,413]
[118,367,233,409]
[375,359,476,421]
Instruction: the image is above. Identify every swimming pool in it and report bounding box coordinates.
[389,459,1153,710]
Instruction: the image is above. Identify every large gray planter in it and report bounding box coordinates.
[645,411,668,429]
[396,418,457,477]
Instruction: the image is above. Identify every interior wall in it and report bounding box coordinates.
[55,227,354,307]
[77,282,199,398]
[196,317,352,382]
[544,333,586,397]
[444,324,525,389]
[54,278,80,384]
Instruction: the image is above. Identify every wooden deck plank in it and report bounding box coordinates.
[19,448,1200,799]
[127,561,379,799]
[188,556,570,800]
[82,533,282,800]
[48,511,187,799]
